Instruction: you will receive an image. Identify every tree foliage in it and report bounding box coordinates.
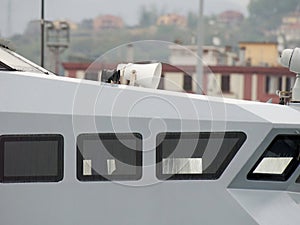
[138,5,159,27]
[248,0,300,29]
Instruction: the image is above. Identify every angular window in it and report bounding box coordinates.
[77,133,142,181]
[0,134,64,183]
[0,61,13,71]
[248,135,300,181]
[156,132,246,180]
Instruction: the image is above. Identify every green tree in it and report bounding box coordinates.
[138,5,158,27]
[187,11,197,29]
[248,0,300,29]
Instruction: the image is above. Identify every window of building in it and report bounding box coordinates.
[248,135,300,181]
[265,76,282,94]
[156,132,246,180]
[77,133,142,181]
[183,74,192,92]
[221,75,230,93]
[286,77,295,91]
[0,134,64,183]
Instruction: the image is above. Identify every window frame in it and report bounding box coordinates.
[247,134,300,182]
[156,131,247,180]
[0,134,64,183]
[77,133,142,182]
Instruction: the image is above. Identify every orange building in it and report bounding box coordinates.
[93,15,124,31]
[218,10,244,25]
[156,14,187,27]
[239,42,279,67]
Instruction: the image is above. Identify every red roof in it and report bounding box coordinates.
[62,62,295,76]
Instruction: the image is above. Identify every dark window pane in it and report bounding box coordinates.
[286,77,291,91]
[156,132,246,180]
[0,134,64,183]
[265,76,270,93]
[77,133,142,181]
[248,135,300,181]
[278,77,283,90]
[183,74,192,91]
[221,75,230,93]
[286,77,293,91]
[0,61,13,71]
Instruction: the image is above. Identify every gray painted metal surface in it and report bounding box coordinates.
[0,62,299,224]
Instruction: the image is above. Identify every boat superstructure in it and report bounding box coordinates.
[0,44,299,225]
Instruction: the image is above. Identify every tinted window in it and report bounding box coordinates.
[0,61,12,71]
[156,132,246,180]
[248,135,300,181]
[0,134,64,183]
[77,133,142,181]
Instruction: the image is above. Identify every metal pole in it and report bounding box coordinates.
[41,0,45,67]
[54,48,59,74]
[196,0,204,94]
[7,0,12,37]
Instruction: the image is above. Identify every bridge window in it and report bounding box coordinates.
[248,135,300,181]
[0,134,64,183]
[77,133,142,181]
[156,132,246,180]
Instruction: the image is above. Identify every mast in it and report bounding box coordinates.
[41,0,45,67]
[196,0,204,94]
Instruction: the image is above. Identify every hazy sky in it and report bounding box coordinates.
[0,0,250,37]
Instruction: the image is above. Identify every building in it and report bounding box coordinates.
[156,14,187,27]
[238,42,279,67]
[62,43,296,104]
[62,64,295,104]
[217,10,244,26]
[168,45,237,66]
[165,44,238,94]
[277,11,300,43]
[93,15,124,31]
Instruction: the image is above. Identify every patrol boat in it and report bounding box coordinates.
[0,43,299,225]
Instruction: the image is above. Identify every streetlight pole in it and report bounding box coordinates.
[41,0,45,67]
[196,0,204,94]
